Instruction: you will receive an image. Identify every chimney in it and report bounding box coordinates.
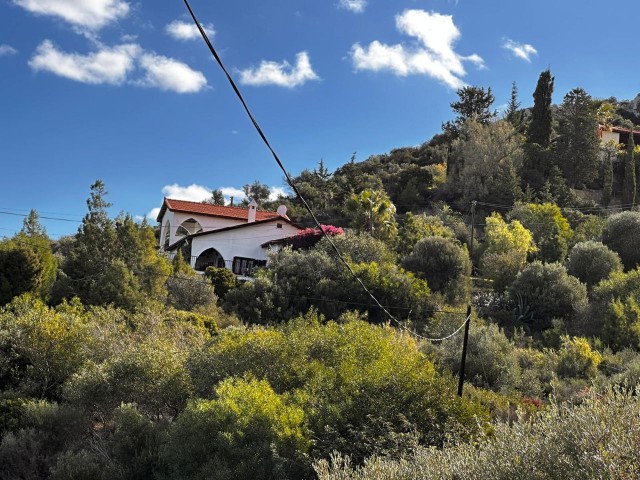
[247,199,257,223]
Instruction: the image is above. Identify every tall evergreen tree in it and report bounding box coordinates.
[21,209,47,237]
[505,81,522,127]
[444,86,496,137]
[554,88,600,188]
[521,70,555,192]
[16,209,57,299]
[601,142,615,207]
[623,129,636,207]
[528,69,555,147]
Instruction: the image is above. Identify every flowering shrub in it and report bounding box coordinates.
[286,225,344,250]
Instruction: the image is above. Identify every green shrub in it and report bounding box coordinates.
[566,241,622,289]
[509,261,587,331]
[161,377,311,480]
[314,387,640,480]
[402,236,471,305]
[204,266,237,299]
[602,211,640,270]
[556,336,602,379]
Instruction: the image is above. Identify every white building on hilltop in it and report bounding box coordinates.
[156,198,300,276]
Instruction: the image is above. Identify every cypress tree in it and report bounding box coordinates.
[522,70,555,193]
[602,146,614,207]
[622,130,636,207]
[528,69,554,147]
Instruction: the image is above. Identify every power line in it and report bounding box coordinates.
[0,210,81,223]
[182,0,470,343]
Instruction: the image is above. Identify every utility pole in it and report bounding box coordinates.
[469,200,476,273]
[457,305,472,397]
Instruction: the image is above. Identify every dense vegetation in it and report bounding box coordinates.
[2,72,640,478]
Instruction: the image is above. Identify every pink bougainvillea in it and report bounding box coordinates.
[288,224,344,249]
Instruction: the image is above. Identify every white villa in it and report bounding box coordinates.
[156,198,300,276]
[598,125,640,147]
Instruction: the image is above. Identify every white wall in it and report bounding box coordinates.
[159,210,245,249]
[601,131,620,145]
[190,221,299,269]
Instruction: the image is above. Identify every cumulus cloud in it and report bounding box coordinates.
[13,0,129,30]
[239,51,319,88]
[502,38,537,62]
[146,207,161,220]
[0,44,17,56]
[350,9,484,89]
[165,19,215,41]
[137,53,208,93]
[339,0,367,13]
[269,187,287,201]
[29,40,208,93]
[161,184,213,202]
[219,187,245,200]
[29,40,139,84]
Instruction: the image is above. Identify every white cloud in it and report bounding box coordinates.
[29,41,207,93]
[161,184,212,202]
[137,53,208,93]
[502,38,537,62]
[239,51,319,88]
[146,207,161,220]
[13,0,129,30]
[0,44,17,56]
[165,19,214,41]
[350,9,484,89]
[29,40,139,84]
[339,0,367,13]
[269,187,287,201]
[219,187,246,201]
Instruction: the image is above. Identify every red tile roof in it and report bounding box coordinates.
[156,198,283,222]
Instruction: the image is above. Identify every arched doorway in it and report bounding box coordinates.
[194,248,225,272]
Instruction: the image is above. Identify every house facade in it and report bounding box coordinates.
[156,198,300,276]
[598,125,640,148]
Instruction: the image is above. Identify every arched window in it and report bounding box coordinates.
[194,248,225,272]
[177,218,203,236]
[163,222,171,250]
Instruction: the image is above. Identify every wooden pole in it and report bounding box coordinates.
[457,305,472,397]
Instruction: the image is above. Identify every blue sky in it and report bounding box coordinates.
[1,0,639,238]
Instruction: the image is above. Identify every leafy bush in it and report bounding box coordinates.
[161,377,310,480]
[224,248,431,325]
[565,241,622,289]
[509,202,572,263]
[188,313,487,468]
[602,211,640,270]
[402,236,471,306]
[316,232,395,264]
[166,271,217,311]
[587,268,640,348]
[556,336,602,379]
[315,387,640,480]
[204,266,237,299]
[509,261,587,331]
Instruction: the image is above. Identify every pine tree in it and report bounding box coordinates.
[622,131,636,207]
[505,81,522,127]
[528,70,554,147]
[21,209,47,237]
[16,209,57,299]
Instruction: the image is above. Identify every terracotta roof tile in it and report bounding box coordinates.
[157,198,282,222]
